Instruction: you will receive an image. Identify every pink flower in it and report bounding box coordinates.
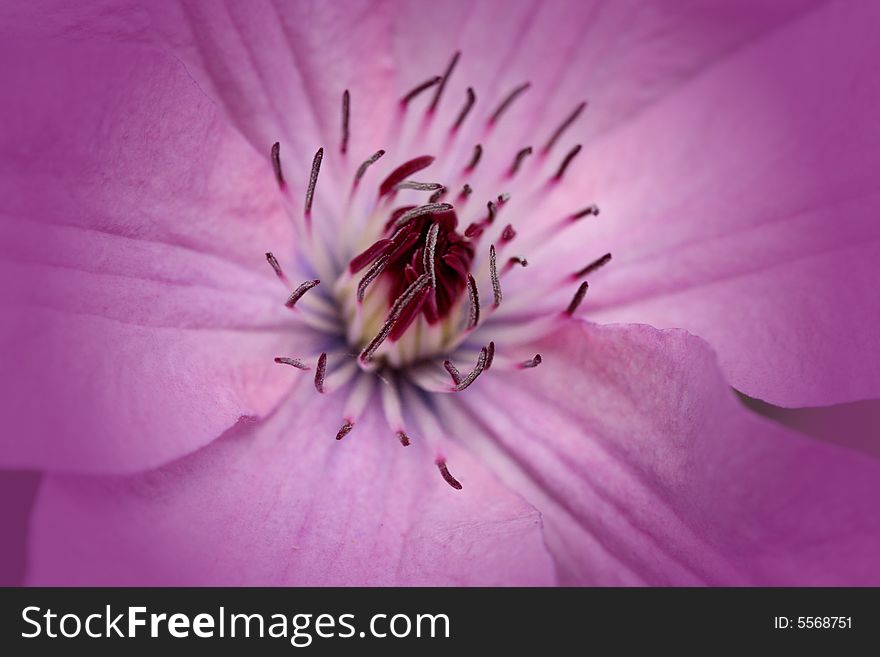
[2,0,879,585]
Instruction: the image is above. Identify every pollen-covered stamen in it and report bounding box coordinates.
[379,155,435,196]
[489,82,530,124]
[394,180,444,192]
[314,352,328,393]
[423,222,440,289]
[452,87,476,130]
[553,144,582,181]
[354,149,386,186]
[429,51,460,112]
[443,360,463,385]
[519,354,543,369]
[509,146,533,176]
[489,244,502,306]
[304,147,323,217]
[274,357,310,370]
[543,101,587,154]
[572,203,600,220]
[336,421,354,440]
[393,202,453,228]
[428,186,447,203]
[285,279,321,308]
[466,144,483,171]
[340,89,350,154]
[265,252,287,284]
[452,346,488,391]
[466,274,480,329]
[360,274,431,362]
[397,431,411,447]
[500,224,517,243]
[565,281,589,316]
[573,252,612,278]
[270,142,285,188]
[400,75,443,106]
[436,459,463,490]
[485,341,496,370]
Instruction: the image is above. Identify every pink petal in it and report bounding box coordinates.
[0,38,299,472]
[440,320,880,585]
[27,380,556,586]
[544,1,880,405]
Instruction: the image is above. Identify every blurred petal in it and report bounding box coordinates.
[28,380,556,585]
[441,320,880,585]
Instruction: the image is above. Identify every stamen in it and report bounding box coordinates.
[428,186,448,203]
[464,223,484,239]
[436,459,463,490]
[397,431,411,447]
[500,224,517,242]
[466,274,480,328]
[274,357,310,370]
[553,144,582,181]
[520,354,543,369]
[486,200,497,224]
[484,341,495,370]
[466,144,483,171]
[265,252,286,281]
[401,75,443,105]
[429,50,460,112]
[380,155,435,196]
[543,101,587,153]
[453,346,488,391]
[572,203,600,220]
[489,244,501,306]
[394,181,444,192]
[508,255,528,268]
[509,146,533,176]
[360,274,430,362]
[497,192,511,205]
[489,82,530,124]
[340,89,350,155]
[452,87,476,130]
[565,281,589,316]
[314,352,327,393]
[443,360,463,385]
[424,222,440,289]
[354,149,386,186]
[393,202,453,228]
[335,421,354,440]
[270,142,285,188]
[573,252,612,278]
[459,184,473,199]
[285,279,321,308]
[304,147,323,217]
[357,255,390,302]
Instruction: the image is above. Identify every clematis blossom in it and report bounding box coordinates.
[1,0,879,585]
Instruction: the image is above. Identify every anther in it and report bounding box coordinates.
[466,144,483,171]
[485,341,495,370]
[543,101,587,154]
[486,201,497,224]
[489,244,502,306]
[453,346,488,391]
[464,223,484,239]
[500,224,517,242]
[497,192,511,205]
[394,202,453,228]
[394,181,444,192]
[380,155,435,196]
[340,89,350,154]
[520,354,543,369]
[452,87,476,130]
[314,352,327,393]
[509,146,533,176]
[397,431,411,447]
[573,252,612,278]
[429,51,460,112]
[489,82,530,124]
[270,142,285,188]
[360,274,431,362]
[508,256,528,268]
[443,360,463,385]
[336,421,354,440]
[304,147,323,217]
[401,75,443,105]
[553,144,582,181]
[459,184,473,199]
[424,222,440,289]
[565,281,589,316]
[265,252,286,281]
[285,279,321,308]
[572,203,600,220]
[436,459,463,490]
[428,186,447,203]
[466,274,480,329]
[274,357,310,370]
[354,149,386,186]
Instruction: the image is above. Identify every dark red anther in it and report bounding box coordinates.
[508,256,528,268]
[573,252,612,278]
[572,204,600,220]
[453,346,488,391]
[305,147,323,217]
[428,186,447,203]
[443,360,463,385]
[466,274,480,329]
[520,354,543,369]
[265,252,285,280]
[466,144,483,171]
[285,279,321,308]
[509,146,533,176]
[274,357,310,370]
[486,201,497,224]
[354,149,386,186]
[270,142,285,188]
[397,431,411,447]
[500,224,517,242]
[436,459,463,490]
[464,222,484,239]
[336,421,354,440]
[452,87,476,130]
[459,184,473,199]
[484,341,495,371]
[400,75,443,106]
[429,51,460,112]
[379,155,435,196]
[565,281,589,316]
[497,192,511,205]
[489,82,530,124]
[340,89,350,155]
[543,101,587,154]
[553,144,582,181]
[314,352,327,393]
[360,274,431,362]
